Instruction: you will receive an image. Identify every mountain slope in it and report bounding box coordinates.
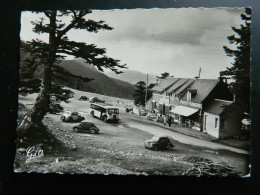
[105,70,158,85]
[20,42,136,100]
[56,60,136,99]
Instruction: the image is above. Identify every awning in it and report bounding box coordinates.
[170,105,199,117]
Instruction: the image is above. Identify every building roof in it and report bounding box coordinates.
[174,79,195,95]
[181,79,219,103]
[152,78,220,103]
[165,78,190,93]
[204,99,233,115]
[152,78,180,93]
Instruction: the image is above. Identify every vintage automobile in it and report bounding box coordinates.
[139,109,148,116]
[145,135,174,151]
[48,103,63,114]
[79,96,89,101]
[146,112,157,121]
[90,103,119,123]
[125,107,133,112]
[61,111,85,122]
[72,122,100,134]
[89,97,105,103]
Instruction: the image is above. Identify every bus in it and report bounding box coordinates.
[90,103,120,123]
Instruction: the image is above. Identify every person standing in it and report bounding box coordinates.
[163,115,167,126]
[156,113,159,122]
[168,115,172,127]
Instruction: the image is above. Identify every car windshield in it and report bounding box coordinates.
[149,136,160,142]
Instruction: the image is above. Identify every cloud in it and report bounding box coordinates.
[21,8,245,79]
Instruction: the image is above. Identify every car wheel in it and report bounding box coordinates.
[91,112,95,118]
[103,116,108,123]
[68,117,73,122]
[167,143,172,149]
[153,145,158,151]
[73,128,79,133]
[90,129,96,134]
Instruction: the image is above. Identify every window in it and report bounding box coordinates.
[155,101,159,108]
[220,118,225,129]
[215,118,218,128]
[204,115,207,130]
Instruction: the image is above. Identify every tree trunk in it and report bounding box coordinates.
[17,11,57,136]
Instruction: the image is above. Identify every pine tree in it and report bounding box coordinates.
[18,10,126,134]
[19,56,41,96]
[220,7,251,113]
[133,81,146,106]
[133,81,153,106]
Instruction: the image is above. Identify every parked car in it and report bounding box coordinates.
[139,109,148,116]
[145,135,174,151]
[48,103,63,114]
[125,107,133,112]
[50,95,61,104]
[72,122,100,134]
[50,93,71,104]
[79,96,89,101]
[61,111,85,122]
[89,97,105,103]
[146,112,157,121]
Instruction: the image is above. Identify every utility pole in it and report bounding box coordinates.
[145,74,148,106]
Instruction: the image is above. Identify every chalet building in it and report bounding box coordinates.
[203,99,242,139]
[146,78,241,138]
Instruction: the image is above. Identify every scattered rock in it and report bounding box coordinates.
[17,148,27,155]
[56,157,76,162]
[36,146,43,151]
[36,143,44,147]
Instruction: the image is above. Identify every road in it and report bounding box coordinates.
[63,99,249,155]
[58,99,250,175]
[18,92,250,175]
[120,113,249,155]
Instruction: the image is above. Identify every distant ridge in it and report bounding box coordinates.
[20,49,136,99]
[55,60,136,100]
[105,70,157,85]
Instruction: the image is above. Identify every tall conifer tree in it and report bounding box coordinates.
[18,10,126,133]
[220,7,251,113]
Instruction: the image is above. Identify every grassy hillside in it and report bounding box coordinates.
[20,44,136,100]
[57,60,136,99]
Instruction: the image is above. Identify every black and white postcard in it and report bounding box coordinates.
[15,8,251,177]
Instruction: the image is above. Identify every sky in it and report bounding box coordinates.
[20,8,245,79]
